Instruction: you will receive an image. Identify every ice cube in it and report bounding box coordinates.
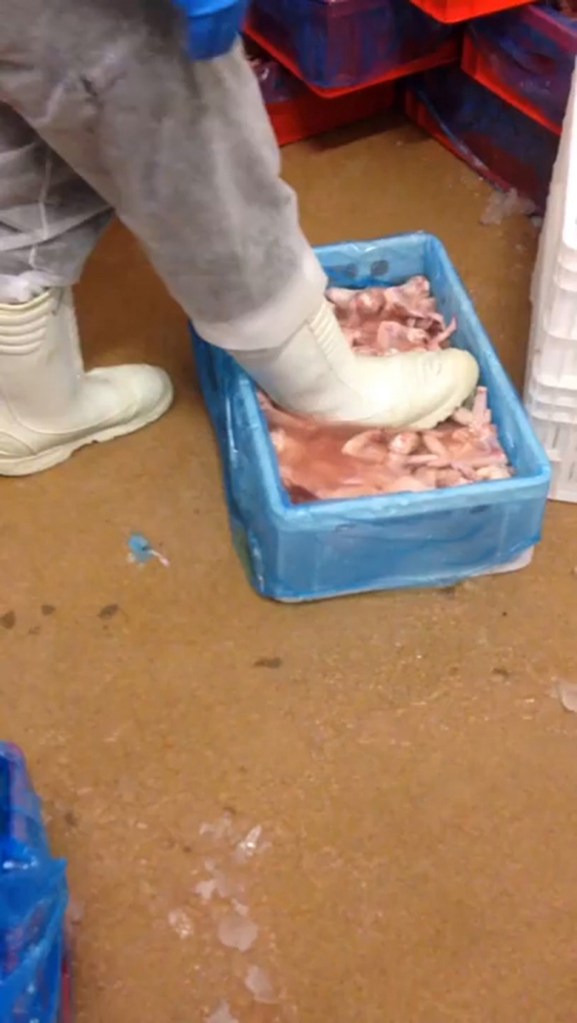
[217,911,258,952]
[245,965,277,1004]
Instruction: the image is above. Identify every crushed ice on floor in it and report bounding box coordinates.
[206,1001,239,1023]
[217,911,259,952]
[245,964,277,1004]
[194,813,279,1007]
[480,188,536,226]
[553,679,577,713]
[167,908,195,939]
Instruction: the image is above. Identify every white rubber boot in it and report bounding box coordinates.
[235,298,479,429]
[0,289,173,476]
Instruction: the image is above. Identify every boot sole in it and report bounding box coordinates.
[0,388,173,477]
[408,394,474,431]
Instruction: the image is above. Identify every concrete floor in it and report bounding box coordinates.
[2,114,577,1023]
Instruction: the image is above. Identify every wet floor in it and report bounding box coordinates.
[2,114,577,1023]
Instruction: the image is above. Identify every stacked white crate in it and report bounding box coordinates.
[525,60,577,502]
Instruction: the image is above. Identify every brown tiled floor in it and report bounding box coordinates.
[2,115,577,1023]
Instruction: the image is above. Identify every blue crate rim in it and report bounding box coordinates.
[224,230,550,522]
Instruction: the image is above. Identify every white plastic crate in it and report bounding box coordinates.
[529,58,577,381]
[528,409,577,502]
[525,58,577,500]
[529,322,577,389]
[527,369,577,409]
[525,372,577,500]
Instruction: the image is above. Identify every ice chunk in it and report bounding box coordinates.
[206,1002,238,1023]
[215,872,238,898]
[194,879,218,903]
[217,911,259,952]
[168,909,194,939]
[556,680,577,713]
[235,825,263,863]
[200,812,235,841]
[66,898,84,927]
[245,965,277,1004]
[480,189,536,226]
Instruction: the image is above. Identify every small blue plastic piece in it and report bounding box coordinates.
[172,0,249,60]
[128,532,154,564]
[0,743,68,1023]
[192,233,551,602]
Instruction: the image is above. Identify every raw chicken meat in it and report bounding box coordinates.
[327,277,457,356]
[260,277,513,503]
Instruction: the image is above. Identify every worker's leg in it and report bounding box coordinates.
[0,103,111,303]
[0,0,477,432]
[0,105,172,475]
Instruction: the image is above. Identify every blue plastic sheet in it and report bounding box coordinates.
[172,0,248,60]
[193,233,551,603]
[0,744,68,1023]
[409,66,559,209]
[469,6,577,129]
[249,0,455,91]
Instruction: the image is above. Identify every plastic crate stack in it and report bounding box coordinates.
[245,0,461,146]
[405,2,577,208]
[524,60,577,501]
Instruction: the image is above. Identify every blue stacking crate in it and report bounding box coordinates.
[247,0,457,93]
[0,744,68,1023]
[464,5,577,133]
[193,233,550,603]
[173,0,249,60]
[406,66,559,209]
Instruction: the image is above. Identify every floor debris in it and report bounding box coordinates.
[128,532,170,567]
[206,1002,239,1023]
[480,188,536,226]
[167,908,194,939]
[245,964,277,1004]
[235,824,264,863]
[217,910,259,952]
[554,680,577,713]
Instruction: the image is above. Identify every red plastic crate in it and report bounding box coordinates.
[267,82,396,146]
[409,0,530,25]
[246,4,459,96]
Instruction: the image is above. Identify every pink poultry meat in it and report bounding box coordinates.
[260,277,513,503]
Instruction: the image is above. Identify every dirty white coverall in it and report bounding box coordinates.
[0,0,477,476]
[0,0,323,347]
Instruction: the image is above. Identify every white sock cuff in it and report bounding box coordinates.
[0,273,57,305]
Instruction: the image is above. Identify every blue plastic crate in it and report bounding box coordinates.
[193,233,550,603]
[407,66,559,209]
[173,0,248,60]
[0,744,68,1023]
[248,0,457,93]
